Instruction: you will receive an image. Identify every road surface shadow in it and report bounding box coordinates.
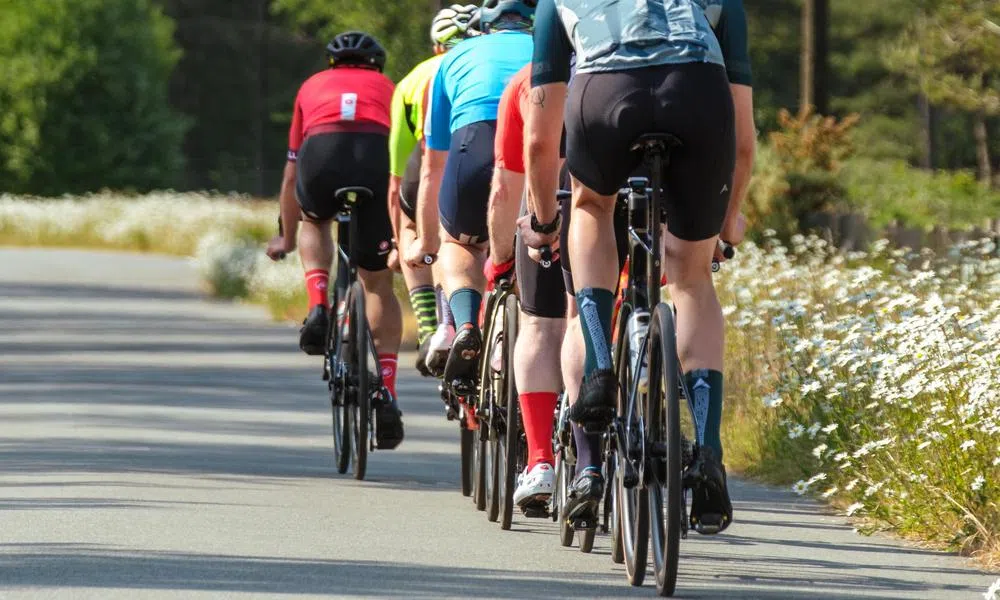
[0,282,202,302]
[0,545,916,599]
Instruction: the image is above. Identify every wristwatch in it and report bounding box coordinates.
[530,213,561,235]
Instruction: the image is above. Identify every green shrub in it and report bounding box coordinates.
[842,158,1000,230]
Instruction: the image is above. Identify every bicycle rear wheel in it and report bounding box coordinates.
[499,292,520,530]
[347,281,370,481]
[480,290,505,520]
[460,422,474,497]
[609,301,630,565]
[614,302,648,586]
[647,303,682,596]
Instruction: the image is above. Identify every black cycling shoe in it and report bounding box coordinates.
[686,446,733,535]
[444,323,481,395]
[299,305,329,356]
[374,391,405,450]
[415,336,433,377]
[568,369,617,433]
[565,468,604,528]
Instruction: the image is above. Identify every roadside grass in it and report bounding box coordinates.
[2,193,996,566]
[719,234,1000,568]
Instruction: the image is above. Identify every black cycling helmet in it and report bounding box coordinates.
[326,31,387,71]
[479,0,536,31]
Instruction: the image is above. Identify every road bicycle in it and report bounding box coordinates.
[316,187,399,481]
[606,135,734,596]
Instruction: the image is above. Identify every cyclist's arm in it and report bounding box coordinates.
[488,75,528,264]
[526,0,572,225]
[718,0,755,226]
[280,95,305,249]
[416,69,452,253]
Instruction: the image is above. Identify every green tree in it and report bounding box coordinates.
[886,0,1000,184]
[0,0,186,195]
[271,0,434,82]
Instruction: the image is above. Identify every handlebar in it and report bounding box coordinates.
[711,240,735,273]
[539,245,554,269]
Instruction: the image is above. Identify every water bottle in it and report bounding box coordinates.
[626,310,650,393]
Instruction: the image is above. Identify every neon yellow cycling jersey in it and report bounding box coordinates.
[389,54,445,177]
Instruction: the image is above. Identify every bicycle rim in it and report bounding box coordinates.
[648,304,681,596]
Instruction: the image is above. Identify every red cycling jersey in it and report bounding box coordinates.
[287,67,394,161]
[494,64,531,175]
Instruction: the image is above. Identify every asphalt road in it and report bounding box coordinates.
[0,248,993,599]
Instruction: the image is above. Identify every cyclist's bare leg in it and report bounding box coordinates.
[561,302,583,406]
[358,267,403,356]
[398,212,434,295]
[298,217,334,274]
[662,233,723,374]
[439,234,487,325]
[513,313,564,497]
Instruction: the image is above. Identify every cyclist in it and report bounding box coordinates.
[486,62,561,509]
[388,5,481,377]
[403,0,535,394]
[522,0,753,534]
[267,31,404,447]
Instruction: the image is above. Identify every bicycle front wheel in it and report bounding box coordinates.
[347,281,370,481]
[647,303,682,597]
[499,292,521,530]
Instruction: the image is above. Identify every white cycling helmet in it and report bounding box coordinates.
[430,4,481,47]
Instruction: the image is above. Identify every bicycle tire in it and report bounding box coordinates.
[348,281,369,481]
[499,292,520,531]
[648,303,682,597]
[556,449,574,546]
[615,302,649,586]
[327,280,350,475]
[480,290,505,520]
[610,301,632,565]
[474,424,488,511]
[579,526,597,553]
[460,423,474,497]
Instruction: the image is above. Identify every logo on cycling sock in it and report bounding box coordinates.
[692,377,710,446]
[580,297,611,370]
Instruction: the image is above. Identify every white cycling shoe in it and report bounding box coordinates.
[513,462,555,507]
[425,322,455,375]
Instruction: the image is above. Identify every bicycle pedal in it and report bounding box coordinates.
[572,517,597,531]
[522,506,550,519]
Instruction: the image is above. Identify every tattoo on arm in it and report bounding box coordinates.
[531,88,546,108]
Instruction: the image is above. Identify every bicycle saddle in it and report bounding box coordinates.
[334,186,374,205]
[630,133,682,154]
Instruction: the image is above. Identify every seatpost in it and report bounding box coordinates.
[647,148,664,306]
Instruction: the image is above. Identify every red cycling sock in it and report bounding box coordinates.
[519,392,559,468]
[379,354,398,400]
[304,269,330,309]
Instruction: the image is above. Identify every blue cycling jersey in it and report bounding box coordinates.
[425,31,533,151]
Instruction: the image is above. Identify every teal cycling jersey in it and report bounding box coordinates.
[425,32,533,151]
[532,0,725,86]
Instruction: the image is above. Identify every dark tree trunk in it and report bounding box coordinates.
[918,94,937,169]
[973,112,993,186]
[800,0,829,115]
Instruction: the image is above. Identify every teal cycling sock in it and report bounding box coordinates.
[409,286,438,343]
[449,288,482,328]
[575,287,615,375]
[684,369,725,459]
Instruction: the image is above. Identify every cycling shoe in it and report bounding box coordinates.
[568,369,616,433]
[444,323,481,395]
[299,305,329,356]
[687,446,732,534]
[565,467,603,526]
[374,391,405,450]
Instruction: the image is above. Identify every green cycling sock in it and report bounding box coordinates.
[409,286,438,343]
